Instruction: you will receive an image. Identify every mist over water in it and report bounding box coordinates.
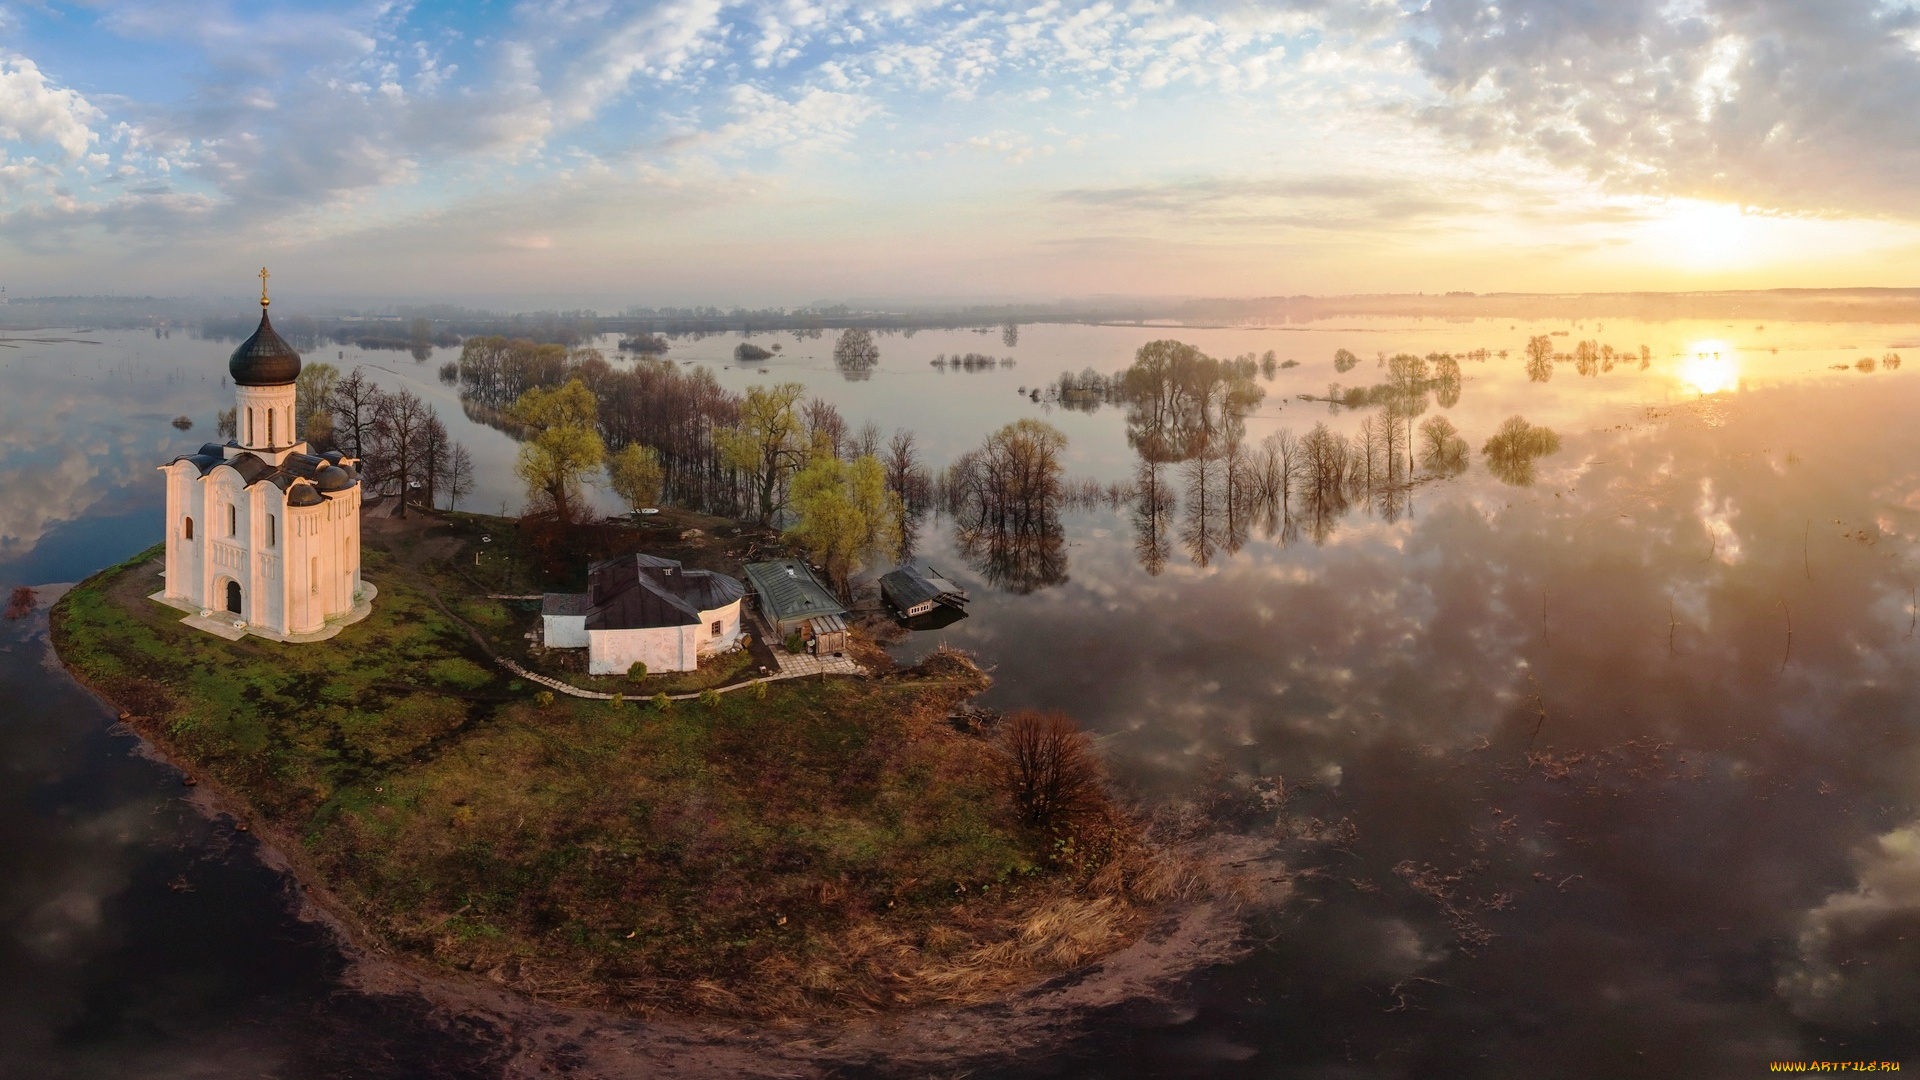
[3,316,1919,1076]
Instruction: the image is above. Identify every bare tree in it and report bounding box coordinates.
[802,397,849,460]
[850,419,882,462]
[445,442,475,511]
[419,413,450,511]
[1000,710,1102,827]
[371,389,434,517]
[331,368,383,464]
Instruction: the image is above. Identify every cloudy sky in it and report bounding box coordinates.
[4,0,1920,305]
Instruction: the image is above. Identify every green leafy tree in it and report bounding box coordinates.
[295,362,340,445]
[717,382,808,523]
[511,379,605,525]
[607,443,665,511]
[786,453,904,596]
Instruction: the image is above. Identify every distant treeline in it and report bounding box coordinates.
[1174,288,1920,326]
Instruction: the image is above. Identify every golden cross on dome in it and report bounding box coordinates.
[258,266,270,308]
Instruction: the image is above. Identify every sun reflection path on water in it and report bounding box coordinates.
[1680,340,1740,395]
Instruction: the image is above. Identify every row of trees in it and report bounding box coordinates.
[447,334,1559,592]
[1524,335,1651,381]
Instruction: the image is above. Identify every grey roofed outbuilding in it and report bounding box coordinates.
[879,562,968,617]
[742,560,846,631]
[541,592,588,617]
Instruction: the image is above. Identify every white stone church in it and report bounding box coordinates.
[153,280,374,641]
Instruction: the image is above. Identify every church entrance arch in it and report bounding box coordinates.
[225,579,242,615]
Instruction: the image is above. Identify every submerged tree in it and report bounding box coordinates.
[945,419,1070,593]
[833,327,881,378]
[1525,335,1554,382]
[1419,415,1471,476]
[1334,348,1361,373]
[1481,415,1562,486]
[1121,339,1265,463]
[1131,459,1176,575]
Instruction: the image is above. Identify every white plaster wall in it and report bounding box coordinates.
[588,625,698,674]
[234,383,297,453]
[693,599,744,658]
[545,615,588,648]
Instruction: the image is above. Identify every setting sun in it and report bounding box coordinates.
[1681,341,1741,394]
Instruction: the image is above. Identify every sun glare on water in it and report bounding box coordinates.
[1680,341,1740,395]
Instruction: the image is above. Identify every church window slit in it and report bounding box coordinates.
[183,517,193,540]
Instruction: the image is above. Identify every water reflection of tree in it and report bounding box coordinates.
[1132,460,1176,575]
[1122,340,1264,463]
[944,419,1070,593]
[1481,416,1562,486]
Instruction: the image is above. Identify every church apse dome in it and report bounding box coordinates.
[315,464,354,492]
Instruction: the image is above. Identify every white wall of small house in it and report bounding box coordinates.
[586,599,744,674]
[589,625,698,674]
[696,599,743,657]
[544,614,589,648]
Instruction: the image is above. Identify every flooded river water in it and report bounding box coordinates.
[4,316,1918,1077]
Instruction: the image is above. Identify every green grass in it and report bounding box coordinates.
[49,534,1147,1020]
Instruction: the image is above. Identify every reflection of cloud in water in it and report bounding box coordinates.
[1781,823,1920,1026]
[901,374,1920,1066]
[0,376,196,564]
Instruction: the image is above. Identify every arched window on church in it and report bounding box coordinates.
[247,409,254,445]
[228,504,236,537]
[267,409,275,446]
[267,514,275,547]
[184,517,193,541]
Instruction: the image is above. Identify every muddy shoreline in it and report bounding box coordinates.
[38,582,1285,1078]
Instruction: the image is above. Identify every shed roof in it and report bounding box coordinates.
[879,563,968,612]
[542,592,588,617]
[743,560,846,626]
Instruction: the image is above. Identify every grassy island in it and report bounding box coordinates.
[51,513,1180,1019]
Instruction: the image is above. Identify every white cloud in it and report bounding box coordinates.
[1779,822,1920,1026]
[0,54,103,161]
[1411,0,1920,216]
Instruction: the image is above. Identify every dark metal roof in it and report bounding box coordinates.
[743,560,846,627]
[880,562,969,613]
[161,446,359,500]
[316,464,353,491]
[542,592,589,617]
[583,554,745,632]
[229,309,302,386]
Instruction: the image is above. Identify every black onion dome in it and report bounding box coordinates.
[286,483,324,507]
[229,309,302,386]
